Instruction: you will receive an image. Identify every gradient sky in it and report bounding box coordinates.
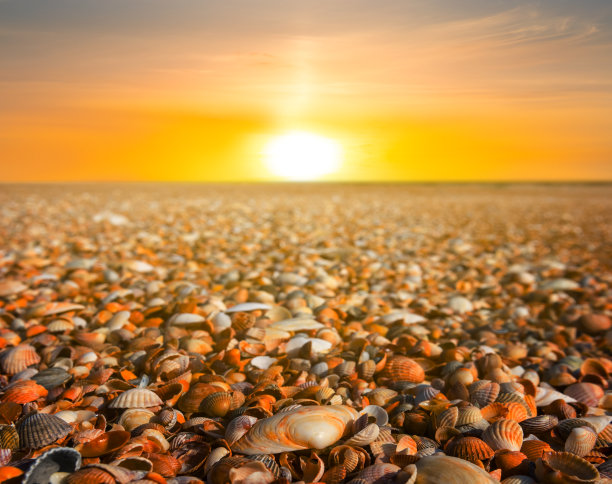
[1,0,611,181]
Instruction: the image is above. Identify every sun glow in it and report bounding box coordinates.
[264,131,342,180]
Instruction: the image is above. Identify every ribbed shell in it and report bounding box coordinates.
[438,406,458,428]
[32,368,72,390]
[382,356,425,383]
[17,412,73,449]
[445,436,494,461]
[456,405,484,426]
[471,382,500,408]
[225,415,258,445]
[23,447,82,484]
[481,419,523,452]
[358,360,376,380]
[520,415,558,434]
[0,345,41,375]
[200,392,232,417]
[565,427,597,457]
[520,439,552,461]
[415,455,498,483]
[108,388,163,409]
[1,380,48,404]
[344,423,380,447]
[0,425,19,450]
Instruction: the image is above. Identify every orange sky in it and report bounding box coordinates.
[1,1,611,181]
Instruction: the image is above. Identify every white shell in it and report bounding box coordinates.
[225,302,272,313]
[270,318,324,331]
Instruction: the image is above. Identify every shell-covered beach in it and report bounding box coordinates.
[0,183,611,484]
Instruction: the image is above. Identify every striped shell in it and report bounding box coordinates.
[471,382,500,408]
[17,412,73,449]
[456,405,484,426]
[520,439,552,461]
[382,356,425,383]
[0,425,19,450]
[344,423,380,447]
[117,408,155,431]
[0,345,41,375]
[494,450,529,479]
[564,383,604,408]
[535,451,600,484]
[445,436,494,462]
[519,415,558,435]
[225,415,258,445]
[565,427,597,457]
[1,380,48,404]
[23,447,82,484]
[108,388,163,409]
[233,405,357,454]
[481,419,523,452]
[200,392,232,418]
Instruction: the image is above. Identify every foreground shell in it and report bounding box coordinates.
[0,345,41,375]
[415,455,498,483]
[17,412,73,449]
[232,405,357,454]
[535,451,599,484]
[482,419,523,452]
[23,447,82,484]
[108,388,163,409]
[383,356,425,383]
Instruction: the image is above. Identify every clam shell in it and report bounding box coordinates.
[564,427,597,457]
[520,439,552,461]
[109,388,163,409]
[437,406,458,428]
[1,380,48,404]
[535,387,576,407]
[32,368,72,390]
[23,447,82,484]
[535,451,599,484]
[383,356,425,383]
[353,463,400,483]
[481,419,523,452]
[500,475,536,484]
[415,455,498,483]
[456,405,484,426]
[117,408,155,431]
[0,345,41,375]
[494,450,529,480]
[17,412,73,449]
[78,430,131,457]
[445,436,494,461]
[232,405,357,454]
[358,405,389,427]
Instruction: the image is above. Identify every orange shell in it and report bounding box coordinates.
[382,356,425,383]
[521,439,552,461]
[563,383,604,408]
[445,436,494,462]
[78,430,131,457]
[481,419,523,452]
[494,450,530,479]
[0,345,41,375]
[0,466,23,482]
[1,380,48,404]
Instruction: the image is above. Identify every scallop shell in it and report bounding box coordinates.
[353,463,400,483]
[32,368,72,390]
[415,455,498,483]
[232,405,357,454]
[344,423,380,447]
[1,380,48,404]
[500,477,536,484]
[519,415,558,435]
[564,427,597,457]
[445,436,494,462]
[456,405,484,426]
[564,383,604,408]
[535,451,599,484]
[23,447,82,484]
[437,406,458,428]
[200,392,232,418]
[17,412,73,449]
[471,382,500,408]
[494,450,529,480]
[0,345,41,375]
[383,356,425,383]
[481,419,523,452]
[148,453,182,477]
[0,425,19,450]
[358,360,377,380]
[109,388,163,409]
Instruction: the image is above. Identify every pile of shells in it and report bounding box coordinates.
[0,183,611,483]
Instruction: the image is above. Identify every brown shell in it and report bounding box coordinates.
[535,451,600,484]
[148,453,182,477]
[437,406,458,428]
[200,392,232,418]
[494,450,530,479]
[358,360,376,380]
[109,388,163,409]
[1,380,48,404]
[481,419,523,452]
[382,356,425,383]
[0,425,19,450]
[177,384,219,414]
[563,383,604,408]
[519,415,558,435]
[321,464,347,484]
[79,430,131,457]
[520,439,552,461]
[445,436,494,462]
[471,382,500,408]
[0,345,41,375]
[564,427,597,457]
[17,412,73,449]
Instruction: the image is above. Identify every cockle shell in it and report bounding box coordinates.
[0,425,19,450]
[414,455,498,483]
[0,345,41,375]
[117,408,155,431]
[471,382,500,408]
[535,451,600,484]
[344,423,380,447]
[23,447,82,484]
[383,356,425,383]
[352,463,400,483]
[535,387,576,407]
[520,439,552,461]
[200,392,232,418]
[445,436,494,462]
[232,405,357,454]
[358,405,389,427]
[17,412,73,449]
[225,416,258,445]
[565,427,597,457]
[519,415,558,435]
[564,383,604,407]
[109,388,163,409]
[481,419,523,452]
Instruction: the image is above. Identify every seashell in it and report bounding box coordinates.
[415,455,498,483]
[23,447,82,484]
[113,457,154,472]
[435,426,462,448]
[535,451,600,484]
[18,412,73,449]
[366,388,397,406]
[232,405,357,454]
[445,436,494,462]
[358,405,389,427]
[0,466,23,482]
[0,402,22,425]
[321,464,347,484]
[225,303,271,313]
[65,464,131,484]
[494,450,529,479]
[228,461,275,484]
[383,356,425,383]
[495,393,533,417]
[269,317,324,331]
[32,368,72,390]
[0,425,19,450]
[580,415,611,434]
[480,402,510,423]
[565,427,597,457]
[471,382,500,408]
[203,447,229,475]
[0,345,41,375]
[225,416,258,446]
[148,453,182,477]
[200,392,232,418]
[1,380,48,404]
[563,383,604,408]
[353,463,400,483]
[118,408,155,431]
[78,430,131,457]
[535,387,576,407]
[520,415,558,435]
[173,441,212,474]
[520,439,552,461]
[344,423,380,447]
[109,388,163,409]
[369,427,396,457]
[437,406,458,428]
[456,405,484,427]
[481,419,523,452]
[358,360,377,380]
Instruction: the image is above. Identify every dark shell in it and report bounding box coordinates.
[17,413,73,449]
[23,447,82,484]
[32,368,72,390]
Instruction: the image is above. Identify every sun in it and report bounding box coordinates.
[264,131,342,180]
